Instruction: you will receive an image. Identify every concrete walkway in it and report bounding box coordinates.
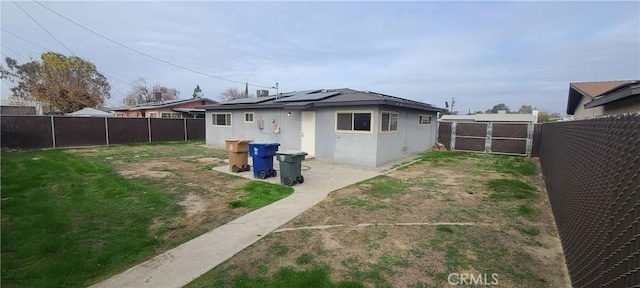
[90,159,380,288]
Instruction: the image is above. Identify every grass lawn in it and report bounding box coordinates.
[187,152,570,288]
[1,141,293,288]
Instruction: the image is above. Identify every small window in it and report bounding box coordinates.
[115,113,124,117]
[419,114,431,125]
[336,111,372,132]
[212,113,232,126]
[149,112,158,118]
[244,112,254,123]
[381,112,399,132]
[161,112,182,118]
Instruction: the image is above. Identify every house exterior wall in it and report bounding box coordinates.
[573,96,604,119]
[205,105,439,167]
[376,109,438,166]
[205,109,301,151]
[113,100,214,118]
[314,106,379,167]
[602,96,640,115]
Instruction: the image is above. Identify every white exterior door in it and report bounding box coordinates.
[300,111,316,156]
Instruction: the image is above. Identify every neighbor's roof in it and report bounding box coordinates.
[67,107,114,117]
[584,81,640,109]
[111,98,216,111]
[199,88,444,112]
[440,113,537,123]
[566,80,638,115]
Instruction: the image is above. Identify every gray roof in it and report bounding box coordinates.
[200,88,444,112]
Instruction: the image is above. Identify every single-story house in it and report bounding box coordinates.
[567,80,640,119]
[440,110,539,124]
[66,107,114,117]
[200,88,444,167]
[110,98,216,118]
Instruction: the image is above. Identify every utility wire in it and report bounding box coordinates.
[12,0,75,56]
[2,28,50,51]
[1,44,28,60]
[33,0,272,89]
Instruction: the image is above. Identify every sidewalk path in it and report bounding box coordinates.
[90,160,380,288]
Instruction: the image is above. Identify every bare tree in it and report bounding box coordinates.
[219,87,252,102]
[122,77,180,106]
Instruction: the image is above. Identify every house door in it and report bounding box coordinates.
[301,111,316,156]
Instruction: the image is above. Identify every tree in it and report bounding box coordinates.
[518,105,534,114]
[192,85,203,99]
[537,111,562,123]
[122,78,180,106]
[0,53,110,113]
[219,87,251,102]
[488,103,510,114]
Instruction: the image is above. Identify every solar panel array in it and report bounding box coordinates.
[220,96,277,105]
[275,91,341,102]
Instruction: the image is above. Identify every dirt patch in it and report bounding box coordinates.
[179,193,207,217]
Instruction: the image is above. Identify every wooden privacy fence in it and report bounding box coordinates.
[437,121,541,156]
[1,116,205,149]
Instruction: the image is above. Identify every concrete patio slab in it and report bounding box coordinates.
[90,159,380,288]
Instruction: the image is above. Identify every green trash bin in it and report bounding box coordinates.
[276,151,308,186]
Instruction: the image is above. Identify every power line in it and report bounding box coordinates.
[33,0,272,89]
[1,28,50,51]
[1,44,28,60]
[12,1,75,56]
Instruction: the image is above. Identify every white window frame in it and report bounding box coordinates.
[149,112,158,118]
[161,112,182,118]
[115,113,124,117]
[380,111,399,133]
[211,112,232,127]
[334,110,374,134]
[418,114,432,126]
[244,112,254,123]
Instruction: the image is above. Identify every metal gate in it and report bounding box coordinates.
[438,121,534,156]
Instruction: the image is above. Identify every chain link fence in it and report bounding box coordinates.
[539,113,639,287]
[437,121,538,156]
[1,116,206,149]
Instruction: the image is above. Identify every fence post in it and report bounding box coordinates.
[184,118,187,141]
[450,121,457,151]
[50,116,56,148]
[525,122,534,157]
[104,117,110,146]
[485,122,493,154]
[148,117,152,143]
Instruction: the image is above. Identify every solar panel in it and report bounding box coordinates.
[220,96,277,105]
[279,90,322,97]
[275,91,340,102]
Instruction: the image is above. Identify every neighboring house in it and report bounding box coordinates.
[66,107,114,117]
[0,105,36,115]
[567,80,640,119]
[200,88,444,167]
[440,110,538,124]
[110,98,217,118]
[0,95,48,115]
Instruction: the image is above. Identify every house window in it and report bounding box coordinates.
[161,112,182,118]
[381,111,399,132]
[336,111,372,132]
[149,112,158,118]
[418,114,432,125]
[212,113,232,126]
[244,112,254,123]
[115,113,124,117]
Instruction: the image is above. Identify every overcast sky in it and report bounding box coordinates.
[1,1,639,114]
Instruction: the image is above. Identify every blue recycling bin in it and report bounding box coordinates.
[248,142,280,179]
